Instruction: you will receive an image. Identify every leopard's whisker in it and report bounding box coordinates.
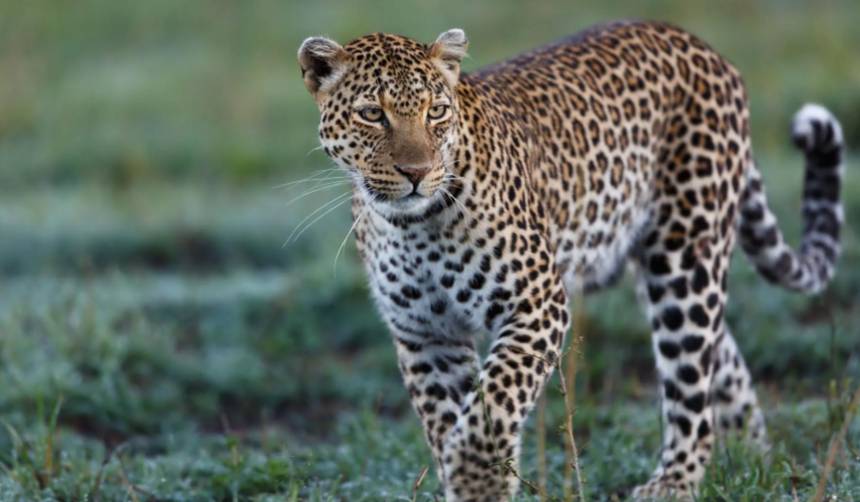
[305,144,326,157]
[443,173,466,183]
[290,195,353,245]
[272,168,344,189]
[287,193,353,245]
[333,212,365,273]
[439,186,470,217]
[283,191,352,246]
[283,180,352,208]
[276,174,348,190]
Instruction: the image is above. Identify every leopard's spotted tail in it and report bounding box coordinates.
[739,104,845,294]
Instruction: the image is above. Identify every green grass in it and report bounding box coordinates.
[2,0,859,185]
[1,156,858,500]
[1,0,859,500]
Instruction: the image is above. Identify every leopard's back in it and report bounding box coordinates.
[457,21,751,293]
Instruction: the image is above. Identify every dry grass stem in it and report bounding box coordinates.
[561,292,586,501]
[536,393,548,501]
[813,383,860,502]
[412,465,429,502]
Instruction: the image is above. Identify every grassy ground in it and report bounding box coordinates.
[1,1,859,500]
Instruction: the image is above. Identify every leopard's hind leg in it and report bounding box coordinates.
[710,327,767,446]
[632,237,725,499]
[629,121,769,498]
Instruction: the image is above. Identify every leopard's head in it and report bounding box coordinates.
[298,29,468,215]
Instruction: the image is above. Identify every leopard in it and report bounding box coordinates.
[297,20,845,501]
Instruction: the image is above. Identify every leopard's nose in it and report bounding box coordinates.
[394,164,431,187]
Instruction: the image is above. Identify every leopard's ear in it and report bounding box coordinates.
[429,29,468,87]
[298,36,350,97]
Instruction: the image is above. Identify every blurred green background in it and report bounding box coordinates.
[0,0,858,500]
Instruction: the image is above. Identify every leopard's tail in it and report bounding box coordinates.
[739,104,845,294]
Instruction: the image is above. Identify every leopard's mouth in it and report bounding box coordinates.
[363,180,437,202]
[361,182,443,217]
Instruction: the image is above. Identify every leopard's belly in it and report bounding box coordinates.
[543,144,657,294]
[555,200,653,294]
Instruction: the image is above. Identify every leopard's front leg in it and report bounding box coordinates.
[441,282,570,501]
[391,332,481,482]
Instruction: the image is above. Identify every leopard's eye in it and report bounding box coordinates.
[427,104,450,121]
[357,107,385,123]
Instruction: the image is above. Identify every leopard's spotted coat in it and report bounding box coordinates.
[298,21,844,500]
